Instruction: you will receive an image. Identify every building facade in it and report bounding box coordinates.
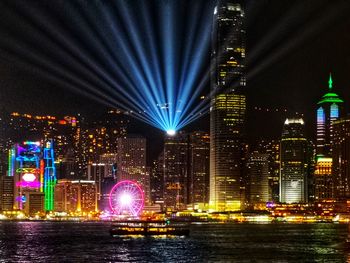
[247,152,270,208]
[163,132,189,210]
[332,117,350,199]
[0,176,14,211]
[151,153,164,204]
[54,179,97,213]
[88,153,117,205]
[280,119,311,204]
[314,157,333,200]
[210,0,246,211]
[189,132,210,208]
[254,139,280,202]
[117,136,149,204]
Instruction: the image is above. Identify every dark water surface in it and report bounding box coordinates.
[0,221,348,262]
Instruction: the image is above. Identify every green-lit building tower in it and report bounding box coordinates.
[314,74,343,201]
[316,74,344,157]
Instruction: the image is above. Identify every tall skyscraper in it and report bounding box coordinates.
[332,117,350,199]
[116,136,149,204]
[189,131,210,208]
[246,152,270,208]
[316,74,344,157]
[315,74,344,201]
[314,157,333,200]
[253,139,280,202]
[280,118,312,204]
[88,153,117,205]
[210,0,246,211]
[163,132,189,211]
[150,153,164,204]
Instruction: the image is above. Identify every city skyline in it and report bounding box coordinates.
[0,1,349,140]
[0,1,350,213]
[1,1,350,262]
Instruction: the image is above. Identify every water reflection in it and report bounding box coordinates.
[0,222,347,262]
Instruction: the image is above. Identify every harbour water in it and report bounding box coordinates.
[0,222,348,262]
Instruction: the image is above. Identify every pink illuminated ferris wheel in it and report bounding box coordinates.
[109,180,144,216]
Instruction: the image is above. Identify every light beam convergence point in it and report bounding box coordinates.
[166,129,176,136]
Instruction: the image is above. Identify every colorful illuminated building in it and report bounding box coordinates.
[43,140,56,211]
[316,74,344,157]
[210,1,246,211]
[8,140,56,213]
[10,141,42,211]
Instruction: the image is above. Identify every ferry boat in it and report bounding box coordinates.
[110,220,190,236]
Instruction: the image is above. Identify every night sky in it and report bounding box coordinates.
[0,0,350,142]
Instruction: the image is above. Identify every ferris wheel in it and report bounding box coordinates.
[109,180,144,216]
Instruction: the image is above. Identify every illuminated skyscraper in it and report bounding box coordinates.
[189,131,210,208]
[280,119,312,203]
[163,132,189,210]
[314,157,333,200]
[247,152,270,208]
[315,74,343,201]
[210,1,246,211]
[253,139,280,202]
[151,153,164,204]
[116,136,149,204]
[316,74,344,157]
[88,153,117,204]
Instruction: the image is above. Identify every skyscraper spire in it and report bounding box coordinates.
[317,73,344,157]
[328,73,333,91]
